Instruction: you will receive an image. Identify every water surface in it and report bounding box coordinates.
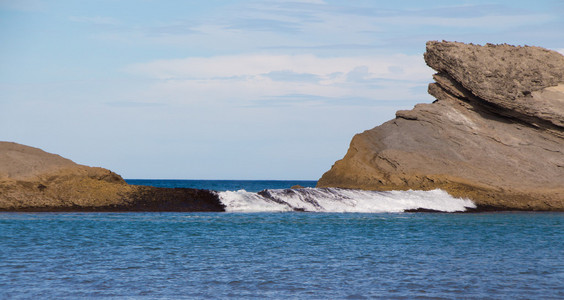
[1,212,562,299]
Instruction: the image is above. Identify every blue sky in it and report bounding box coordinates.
[1,0,563,179]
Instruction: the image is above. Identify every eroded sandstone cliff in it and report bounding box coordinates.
[317,41,564,210]
[0,142,224,211]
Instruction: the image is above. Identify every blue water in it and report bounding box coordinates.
[1,212,563,299]
[126,179,317,192]
[1,180,563,298]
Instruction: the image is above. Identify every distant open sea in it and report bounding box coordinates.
[125,179,318,192]
[1,180,563,299]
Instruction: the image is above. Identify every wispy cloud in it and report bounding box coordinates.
[75,1,558,56]
[261,44,383,50]
[227,18,302,33]
[374,14,554,29]
[229,2,552,33]
[105,101,166,108]
[126,54,430,81]
[124,53,433,106]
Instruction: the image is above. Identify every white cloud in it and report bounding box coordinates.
[125,53,433,105]
[126,54,430,81]
[556,49,564,56]
[375,14,554,29]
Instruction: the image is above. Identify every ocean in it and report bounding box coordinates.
[1,180,563,299]
[125,179,319,193]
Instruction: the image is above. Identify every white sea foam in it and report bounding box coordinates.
[216,190,293,212]
[217,188,476,213]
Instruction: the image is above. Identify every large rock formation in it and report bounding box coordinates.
[318,41,564,211]
[0,142,224,211]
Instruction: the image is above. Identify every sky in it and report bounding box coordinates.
[1,0,564,180]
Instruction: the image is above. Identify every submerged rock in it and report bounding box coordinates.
[318,41,564,211]
[0,142,224,211]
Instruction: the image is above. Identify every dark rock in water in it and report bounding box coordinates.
[318,41,564,211]
[291,185,305,189]
[124,187,224,212]
[0,142,224,212]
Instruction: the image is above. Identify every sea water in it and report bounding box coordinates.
[1,180,563,299]
[125,179,318,193]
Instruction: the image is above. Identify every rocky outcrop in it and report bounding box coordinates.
[317,41,564,211]
[0,142,224,211]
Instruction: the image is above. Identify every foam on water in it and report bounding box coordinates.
[217,188,476,213]
[217,190,292,212]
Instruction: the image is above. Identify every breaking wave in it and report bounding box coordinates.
[217,188,476,213]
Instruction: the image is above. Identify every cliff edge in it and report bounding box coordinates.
[0,142,224,211]
[317,41,564,210]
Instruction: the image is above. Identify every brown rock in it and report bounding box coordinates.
[317,41,564,211]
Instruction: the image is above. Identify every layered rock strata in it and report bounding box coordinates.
[0,142,224,211]
[318,41,564,210]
